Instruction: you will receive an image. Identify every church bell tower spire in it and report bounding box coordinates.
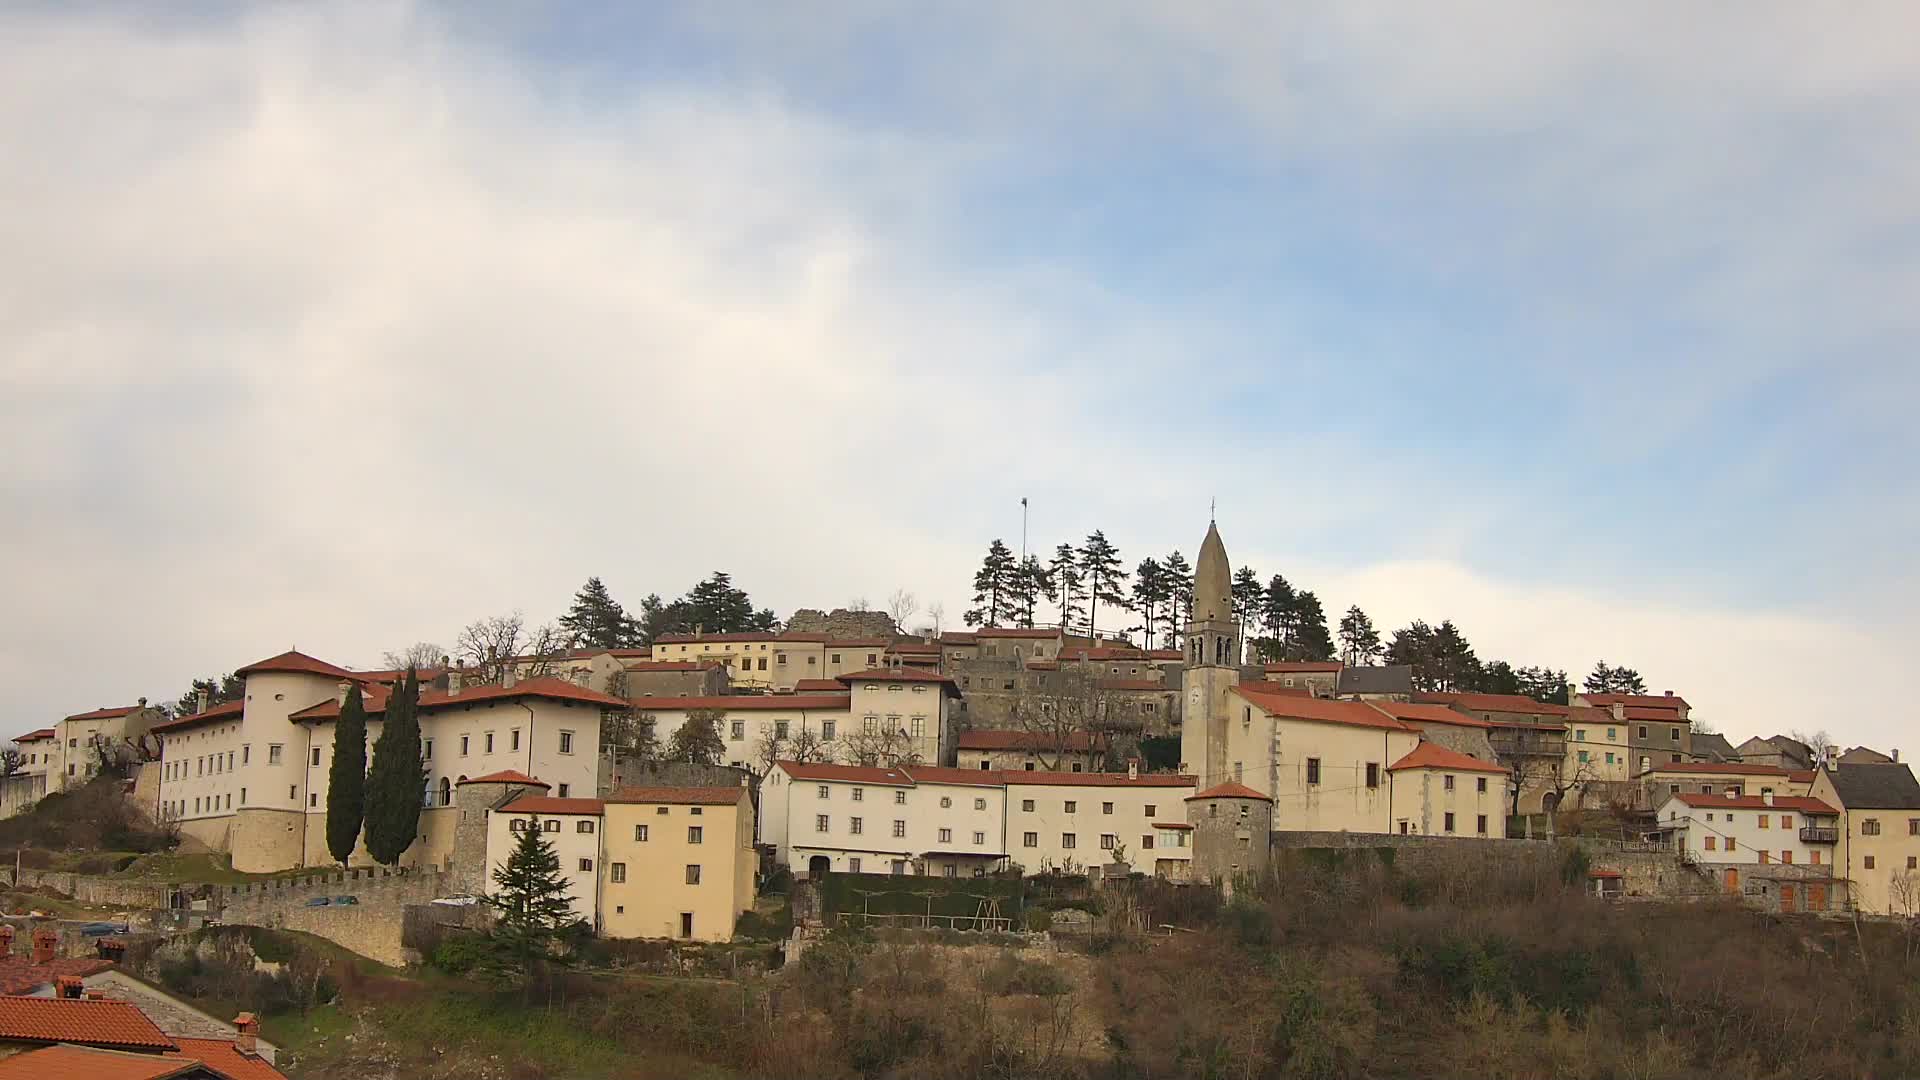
[1181,518,1241,789]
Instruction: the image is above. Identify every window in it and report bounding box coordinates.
[1444,774,1455,792]
[511,729,520,751]
[1062,833,1077,849]
[1727,837,1737,852]
[1911,819,1920,836]
[818,785,831,799]
[850,817,863,835]
[974,798,986,810]
[1477,815,1488,835]
[1142,834,1155,849]
[1145,804,1157,817]
[309,793,319,807]
[1781,851,1793,864]
[940,796,952,808]
[831,653,841,664]
[288,785,296,799]
[1704,836,1716,851]
[685,865,702,885]
[1670,728,1679,741]
[848,858,862,873]
[485,732,495,753]
[635,824,649,841]
[822,720,836,741]
[1477,777,1487,794]
[268,744,283,765]
[242,745,251,765]
[1365,763,1379,789]
[1306,758,1321,785]
[1103,802,1115,815]
[1910,856,1918,870]
[942,864,957,878]
[578,858,593,872]
[864,716,878,735]
[689,806,700,815]
[973,831,985,844]
[1022,799,1035,812]
[541,820,559,833]
[776,720,789,740]
[1864,855,1876,870]
[758,658,767,670]
[460,735,470,756]
[1065,801,1077,814]
[1024,832,1038,848]
[688,826,703,844]
[311,747,322,766]
[1100,834,1116,850]
[852,788,864,802]
[610,863,626,883]
[731,720,746,740]
[558,784,570,798]
[1444,812,1455,833]
[894,791,906,805]
[939,828,952,843]
[1863,819,1882,836]
[577,820,595,834]
[1811,850,1822,865]
[911,717,926,738]
[559,731,575,754]
[1759,815,1770,829]
[1071,763,1084,773]
[656,806,669,815]
[816,814,830,832]
[422,739,433,759]
[892,820,906,837]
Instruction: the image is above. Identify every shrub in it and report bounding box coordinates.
[978,953,1071,997]
[433,934,492,976]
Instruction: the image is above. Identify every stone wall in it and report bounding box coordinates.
[216,867,446,967]
[1270,830,1559,877]
[2,868,179,910]
[784,609,899,639]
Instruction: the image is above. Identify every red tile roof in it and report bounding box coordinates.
[1788,770,1817,785]
[774,760,915,785]
[1583,692,1690,711]
[1000,771,1194,789]
[1059,647,1148,661]
[1263,662,1344,674]
[290,677,628,722]
[0,1045,207,1080]
[1236,685,1413,732]
[0,996,176,1051]
[775,760,1191,789]
[234,650,355,680]
[974,629,1059,639]
[1095,679,1168,692]
[1621,706,1685,721]
[1367,701,1492,728]
[1388,742,1509,774]
[622,660,721,673]
[61,707,144,723]
[886,642,940,654]
[1187,781,1271,802]
[893,765,1010,788]
[789,679,846,693]
[149,700,245,735]
[456,770,549,788]
[606,786,747,806]
[614,694,850,712]
[835,668,957,686]
[1415,691,1571,717]
[501,796,605,815]
[0,954,116,996]
[955,730,1101,752]
[14,729,56,743]
[1668,793,1837,814]
[652,631,835,644]
[1646,762,1791,776]
[166,1038,289,1080]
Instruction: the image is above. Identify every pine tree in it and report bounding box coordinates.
[1583,662,1648,695]
[1161,551,1194,647]
[558,576,642,649]
[1516,665,1571,704]
[1338,606,1382,667]
[1388,621,1438,690]
[480,823,577,988]
[325,684,369,866]
[1130,557,1169,650]
[1010,556,1049,628]
[1230,566,1264,630]
[1261,574,1297,653]
[1430,621,1481,692]
[1048,543,1085,632]
[965,540,1019,627]
[1291,591,1335,662]
[666,709,726,764]
[1078,531,1128,639]
[363,668,426,865]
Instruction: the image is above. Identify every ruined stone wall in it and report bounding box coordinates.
[784,609,900,639]
[2,868,178,909]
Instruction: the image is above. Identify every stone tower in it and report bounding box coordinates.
[1180,520,1240,790]
[1186,781,1274,886]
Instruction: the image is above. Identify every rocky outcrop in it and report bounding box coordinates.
[783,608,899,639]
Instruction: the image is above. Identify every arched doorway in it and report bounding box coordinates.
[1542,791,1561,814]
[438,777,451,806]
[808,855,831,879]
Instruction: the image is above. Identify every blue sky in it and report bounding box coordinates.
[2,2,1915,749]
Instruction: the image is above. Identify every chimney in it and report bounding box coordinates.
[136,697,147,708]
[196,688,211,714]
[1127,758,1140,781]
[1610,703,1625,722]
[1664,690,1674,698]
[503,663,518,689]
[33,926,58,964]
[336,681,351,707]
[447,667,463,697]
[96,937,125,961]
[55,975,83,999]
[1895,749,1901,763]
[84,988,107,1000]
[1763,791,1775,806]
[0,924,16,955]
[233,1013,259,1056]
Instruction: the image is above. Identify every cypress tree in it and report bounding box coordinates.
[325,684,369,865]
[363,667,426,865]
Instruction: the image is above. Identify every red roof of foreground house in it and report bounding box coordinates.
[61,706,145,723]
[775,760,916,785]
[501,795,605,815]
[0,995,176,1051]
[790,679,846,693]
[0,1045,206,1080]
[234,650,355,680]
[1367,701,1492,729]
[14,728,55,743]
[150,699,245,735]
[1622,707,1685,721]
[0,954,116,996]
[886,642,940,655]
[606,786,747,806]
[956,730,1101,752]
[1583,692,1690,711]
[835,668,958,687]
[165,1037,289,1080]
[1644,761,1791,777]
[290,677,628,722]
[1237,685,1413,732]
[1263,662,1344,674]
[1415,691,1571,717]
[1788,770,1817,785]
[456,770,549,788]
[1187,781,1271,802]
[1669,792,1837,814]
[1388,742,1509,774]
[608,694,849,712]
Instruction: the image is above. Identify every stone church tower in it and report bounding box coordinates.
[1179,521,1240,790]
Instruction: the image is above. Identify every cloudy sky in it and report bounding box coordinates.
[3,3,1915,751]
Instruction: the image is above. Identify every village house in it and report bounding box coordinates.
[4,701,166,815]
[1004,767,1195,876]
[1261,661,1343,697]
[1809,762,1920,916]
[1415,691,1570,814]
[1218,684,1421,833]
[1563,705,1632,784]
[761,760,1011,879]
[1633,761,1795,810]
[646,631,891,692]
[1737,734,1816,771]
[1386,742,1511,838]
[953,729,1104,773]
[1656,791,1844,912]
[486,793,606,929]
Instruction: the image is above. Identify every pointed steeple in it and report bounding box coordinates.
[1193,521,1231,623]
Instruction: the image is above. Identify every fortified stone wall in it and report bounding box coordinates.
[784,609,900,639]
[2,868,179,909]
[217,867,446,967]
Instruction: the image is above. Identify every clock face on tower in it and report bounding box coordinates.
[1188,685,1205,717]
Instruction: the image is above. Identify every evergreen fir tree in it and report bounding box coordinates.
[1261,574,1296,649]
[1161,550,1194,647]
[965,539,1019,627]
[1009,555,1049,627]
[1583,662,1648,694]
[363,668,426,865]
[1291,590,1335,662]
[480,823,577,988]
[665,709,727,764]
[1129,557,1169,650]
[1048,543,1085,632]
[558,576,643,648]
[325,684,369,865]
[1338,606,1382,666]
[1078,531,1128,639]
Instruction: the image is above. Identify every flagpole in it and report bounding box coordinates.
[1020,497,1028,563]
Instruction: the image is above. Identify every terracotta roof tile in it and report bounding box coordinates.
[605,786,747,806]
[233,650,355,680]
[1644,762,1790,777]
[614,694,849,712]
[0,955,117,996]
[149,700,245,735]
[1367,701,1492,728]
[956,730,1101,752]
[290,677,627,722]
[166,1038,289,1080]
[456,770,549,788]
[1388,742,1509,774]
[501,796,605,815]
[1668,793,1837,814]
[1187,781,1271,802]
[1000,771,1194,789]
[1415,691,1571,717]
[834,668,957,686]
[14,728,56,743]
[1236,685,1413,732]
[773,761,914,785]
[60,707,143,723]
[0,1045,207,1080]
[0,996,176,1051]
[885,642,940,654]
[789,679,846,693]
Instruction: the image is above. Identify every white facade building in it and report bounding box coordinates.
[1004,771,1195,874]
[1657,792,1841,868]
[486,794,607,929]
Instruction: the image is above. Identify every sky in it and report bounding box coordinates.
[2,2,1916,752]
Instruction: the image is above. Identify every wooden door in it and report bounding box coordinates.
[1779,883,1796,912]
[1807,884,1827,911]
[1722,868,1740,894]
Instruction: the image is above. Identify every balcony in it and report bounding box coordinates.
[1799,826,1838,844]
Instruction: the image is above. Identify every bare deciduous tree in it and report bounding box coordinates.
[749,721,836,773]
[840,721,920,767]
[926,602,945,638]
[1789,729,1837,767]
[0,748,22,780]
[380,642,446,671]
[1009,666,1117,771]
[887,589,918,633]
[456,611,575,686]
